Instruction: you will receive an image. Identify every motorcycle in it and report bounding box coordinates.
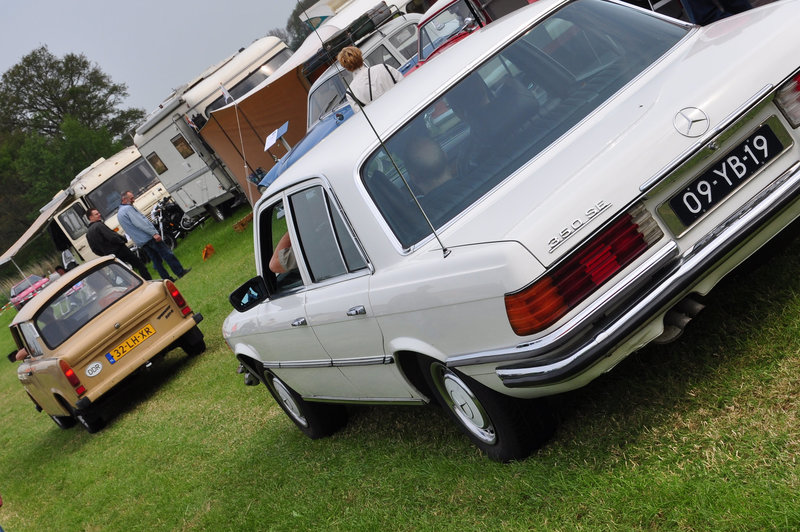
[150,197,206,250]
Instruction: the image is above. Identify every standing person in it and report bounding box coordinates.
[116,192,190,281]
[337,46,402,111]
[679,0,752,25]
[86,208,152,280]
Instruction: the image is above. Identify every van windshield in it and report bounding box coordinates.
[86,158,159,218]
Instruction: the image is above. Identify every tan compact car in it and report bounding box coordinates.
[7,256,204,432]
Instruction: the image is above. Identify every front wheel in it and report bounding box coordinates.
[162,233,177,250]
[420,358,552,462]
[264,373,347,439]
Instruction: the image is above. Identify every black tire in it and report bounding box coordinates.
[162,233,177,250]
[180,326,206,356]
[50,414,76,430]
[264,372,347,439]
[180,213,202,231]
[419,358,551,462]
[206,204,225,222]
[70,406,106,434]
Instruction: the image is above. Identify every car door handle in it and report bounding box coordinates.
[291,317,307,327]
[346,305,366,316]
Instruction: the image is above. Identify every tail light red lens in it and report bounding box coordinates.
[776,73,800,128]
[505,204,662,336]
[59,360,86,396]
[165,280,192,316]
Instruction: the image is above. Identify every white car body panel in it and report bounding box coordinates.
[223,0,800,447]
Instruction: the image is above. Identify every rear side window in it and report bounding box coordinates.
[289,186,367,283]
[362,0,687,249]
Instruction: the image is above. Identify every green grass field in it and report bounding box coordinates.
[1,207,799,531]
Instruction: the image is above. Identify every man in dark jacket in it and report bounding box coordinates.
[86,208,152,280]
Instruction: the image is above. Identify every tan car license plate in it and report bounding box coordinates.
[104,324,156,364]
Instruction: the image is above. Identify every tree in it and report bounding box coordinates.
[0,46,145,140]
[266,27,291,45]
[286,0,318,50]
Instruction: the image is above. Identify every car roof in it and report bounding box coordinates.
[265,0,556,197]
[10,256,126,324]
[12,275,43,288]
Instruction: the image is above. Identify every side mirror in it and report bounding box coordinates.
[229,276,269,312]
[8,350,20,363]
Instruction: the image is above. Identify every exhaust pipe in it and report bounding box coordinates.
[653,296,705,344]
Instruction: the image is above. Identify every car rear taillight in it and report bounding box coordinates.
[775,73,800,128]
[505,204,662,336]
[59,360,86,396]
[165,280,192,316]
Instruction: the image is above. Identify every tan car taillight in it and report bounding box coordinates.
[59,359,86,396]
[165,280,192,316]
[505,204,662,336]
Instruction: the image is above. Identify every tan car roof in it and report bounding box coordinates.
[11,255,123,325]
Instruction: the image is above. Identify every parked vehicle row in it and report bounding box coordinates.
[9,0,800,464]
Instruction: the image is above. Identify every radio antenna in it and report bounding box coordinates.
[298,1,450,258]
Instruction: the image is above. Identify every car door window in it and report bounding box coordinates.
[258,198,302,294]
[365,45,401,69]
[19,322,44,357]
[288,185,367,283]
[388,24,418,60]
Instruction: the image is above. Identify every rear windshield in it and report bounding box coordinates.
[362,0,688,249]
[35,263,141,349]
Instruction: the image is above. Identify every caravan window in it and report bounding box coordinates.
[146,152,168,175]
[171,134,195,158]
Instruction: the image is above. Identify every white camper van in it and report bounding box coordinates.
[134,36,291,221]
[49,147,168,262]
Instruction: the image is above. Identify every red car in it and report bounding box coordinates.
[10,275,50,310]
[411,0,491,72]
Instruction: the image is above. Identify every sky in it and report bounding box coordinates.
[0,1,297,113]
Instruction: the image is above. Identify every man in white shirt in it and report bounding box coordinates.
[337,46,402,111]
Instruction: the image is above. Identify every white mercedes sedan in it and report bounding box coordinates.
[224,0,800,461]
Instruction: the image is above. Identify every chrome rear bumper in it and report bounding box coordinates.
[447,160,800,388]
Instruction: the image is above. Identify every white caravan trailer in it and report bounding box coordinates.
[133,36,291,221]
[49,147,168,262]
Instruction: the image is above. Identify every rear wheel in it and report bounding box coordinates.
[70,406,105,434]
[419,358,552,462]
[264,373,347,439]
[180,326,206,356]
[50,414,76,430]
[206,204,225,222]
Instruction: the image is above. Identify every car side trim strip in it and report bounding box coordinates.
[262,355,391,369]
[450,160,800,387]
